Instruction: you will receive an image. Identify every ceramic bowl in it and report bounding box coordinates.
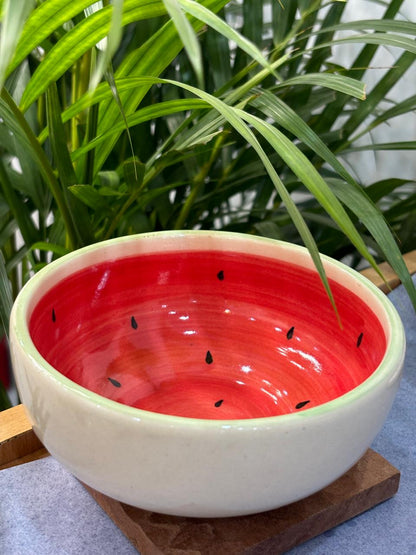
[9,231,405,517]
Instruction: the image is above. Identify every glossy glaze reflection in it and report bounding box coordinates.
[29,250,386,419]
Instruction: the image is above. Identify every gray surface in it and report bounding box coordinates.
[1,276,415,555]
[0,456,137,555]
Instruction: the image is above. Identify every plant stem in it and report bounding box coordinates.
[174,132,226,229]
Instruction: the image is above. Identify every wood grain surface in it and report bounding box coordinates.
[360,250,416,293]
[0,404,48,470]
[83,450,400,555]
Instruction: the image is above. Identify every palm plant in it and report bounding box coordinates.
[1,0,415,408]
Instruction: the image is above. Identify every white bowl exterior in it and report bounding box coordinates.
[9,231,405,517]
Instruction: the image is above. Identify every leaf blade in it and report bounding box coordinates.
[177,0,278,78]
[0,0,35,89]
[19,0,168,112]
[328,178,416,308]
[278,72,366,100]
[163,0,204,87]
[88,0,125,92]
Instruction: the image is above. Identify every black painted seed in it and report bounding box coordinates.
[52,308,56,323]
[287,326,295,339]
[131,316,138,330]
[108,377,121,388]
[357,332,364,347]
[215,399,224,407]
[205,350,213,364]
[295,400,310,410]
[217,270,224,281]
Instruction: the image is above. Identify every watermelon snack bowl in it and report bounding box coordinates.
[9,231,405,518]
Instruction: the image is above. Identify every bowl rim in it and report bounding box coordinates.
[10,230,406,428]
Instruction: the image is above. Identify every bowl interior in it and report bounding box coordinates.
[29,247,386,419]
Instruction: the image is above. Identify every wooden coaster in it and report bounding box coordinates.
[84,448,399,555]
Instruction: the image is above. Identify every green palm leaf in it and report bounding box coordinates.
[319,19,416,36]
[0,0,35,89]
[250,88,416,307]
[93,0,228,173]
[320,32,416,55]
[236,110,379,270]
[172,82,337,314]
[163,0,204,87]
[71,98,209,160]
[97,75,346,316]
[19,0,168,111]
[346,141,416,152]
[177,0,278,78]
[6,0,104,76]
[276,73,366,100]
[328,178,416,307]
[87,0,124,92]
[0,88,80,249]
[252,89,354,183]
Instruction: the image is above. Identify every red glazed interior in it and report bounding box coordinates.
[29,249,386,419]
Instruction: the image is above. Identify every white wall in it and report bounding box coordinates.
[337,0,416,183]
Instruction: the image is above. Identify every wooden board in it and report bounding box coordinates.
[360,250,416,293]
[84,450,400,554]
[0,404,48,470]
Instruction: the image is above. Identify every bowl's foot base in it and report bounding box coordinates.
[83,449,400,555]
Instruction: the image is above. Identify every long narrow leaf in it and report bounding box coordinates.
[277,73,366,100]
[19,0,168,111]
[250,88,415,307]
[105,75,340,316]
[6,0,106,76]
[252,89,356,184]
[163,0,204,88]
[87,0,124,92]
[102,67,139,181]
[0,160,39,249]
[328,178,416,309]
[345,141,416,152]
[0,0,35,89]
[366,179,413,204]
[177,0,278,78]
[45,83,94,245]
[311,32,416,56]
[0,88,79,249]
[314,0,405,134]
[236,109,381,274]
[93,0,228,174]
[316,19,416,36]
[71,98,208,160]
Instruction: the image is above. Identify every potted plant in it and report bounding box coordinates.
[1,0,415,409]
